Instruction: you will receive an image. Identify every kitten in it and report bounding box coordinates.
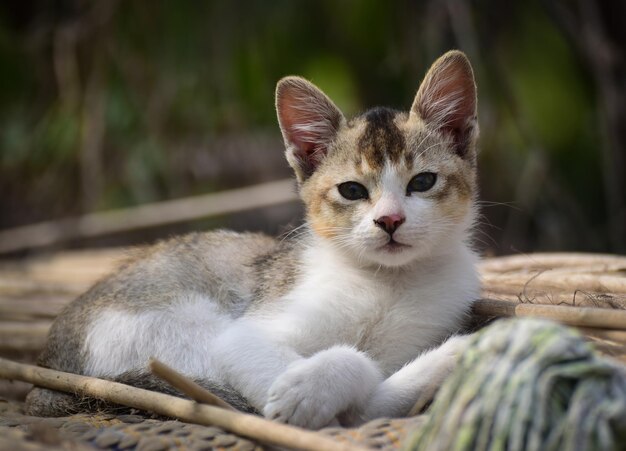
[26,50,481,429]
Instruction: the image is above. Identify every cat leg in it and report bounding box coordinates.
[25,388,88,417]
[212,322,383,429]
[263,346,383,429]
[360,334,470,422]
[211,320,302,411]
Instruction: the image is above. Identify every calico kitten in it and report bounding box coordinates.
[26,50,481,429]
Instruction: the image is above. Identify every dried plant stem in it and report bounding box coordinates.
[0,358,366,451]
[478,252,626,273]
[576,327,626,344]
[0,321,49,352]
[473,298,626,330]
[481,290,626,310]
[481,273,626,294]
[149,358,237,412]
[0,178,297,255]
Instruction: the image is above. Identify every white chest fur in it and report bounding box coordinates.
[252,242,479,375]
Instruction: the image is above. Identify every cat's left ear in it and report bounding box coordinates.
[276,76,345,182]
[411,51,478,158]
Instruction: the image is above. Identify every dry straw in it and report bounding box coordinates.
[0,357,366,451]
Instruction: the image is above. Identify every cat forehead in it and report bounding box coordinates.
[336,107,435,173]
[354,107,406,169]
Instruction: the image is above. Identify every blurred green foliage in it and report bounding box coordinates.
[0,0,623,254]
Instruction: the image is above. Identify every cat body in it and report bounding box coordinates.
[27,51,481,429]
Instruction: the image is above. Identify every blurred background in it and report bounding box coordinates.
[0,0,624,257]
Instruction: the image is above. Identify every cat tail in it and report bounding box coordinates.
[24,370,257,417]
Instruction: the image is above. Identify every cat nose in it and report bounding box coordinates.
[374,214,405,235]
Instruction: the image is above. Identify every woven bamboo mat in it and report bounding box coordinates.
[0,249,625,449]
[0,399,425,450]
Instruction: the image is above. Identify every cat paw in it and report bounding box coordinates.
[263,346,382,429]
[263,369,338,429]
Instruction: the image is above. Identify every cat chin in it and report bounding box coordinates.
[362,246,423,268]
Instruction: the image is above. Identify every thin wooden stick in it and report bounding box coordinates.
[478,252,626,273]
[0,358,366,451]
[472,298,626,330]
[577,327,626,344]
[480,289,626,310]
[0,321,50,351]
[481,272,626,294]
[149,358,237,412]
[0,178,298,255]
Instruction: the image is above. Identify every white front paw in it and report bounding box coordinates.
[263,364,338,429]
[263,347,382,429]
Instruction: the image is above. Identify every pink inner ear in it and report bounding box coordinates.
[280,102,327,175]
[277,80,342,176]
[279,98,321,157]
[417,60,476,133]
[415,57,476,157]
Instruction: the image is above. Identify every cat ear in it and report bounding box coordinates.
[276,76,345,181]
[411,51,478,158]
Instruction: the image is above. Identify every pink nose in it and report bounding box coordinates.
[374,214,405,235]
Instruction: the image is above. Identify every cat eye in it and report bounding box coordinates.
[407,172,437,194]
[337,181,369,201]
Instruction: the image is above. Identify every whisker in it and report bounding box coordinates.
[476,200,521,211]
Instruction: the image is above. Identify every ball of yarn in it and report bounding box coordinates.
[405,319,626,451]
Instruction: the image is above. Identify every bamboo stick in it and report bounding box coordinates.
[472,298,626,330]
[0,277,83,296]
[520,262,626,275]
[149,358,237,412]
[577,327,626,344]
[481,272,626,294]
[0,178,298,255]
[586,342,626,364]
[478,253,626,273]
[0,301,65,321]
[0,358,366,451]
[15,249,122,284]
[0,322,50,351]
[480,289,626,306]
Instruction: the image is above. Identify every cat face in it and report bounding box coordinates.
[277,51,478,268]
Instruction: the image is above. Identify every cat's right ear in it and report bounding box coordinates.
[276,77,345,182]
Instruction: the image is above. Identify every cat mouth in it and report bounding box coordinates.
[379,238,411,253]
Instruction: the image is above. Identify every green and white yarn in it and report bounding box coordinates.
[405,319,626,451]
